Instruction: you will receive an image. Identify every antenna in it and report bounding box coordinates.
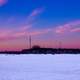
[29,35,31,49]
[59,41,62,49]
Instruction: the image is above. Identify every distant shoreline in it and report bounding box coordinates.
[0,48,80,54]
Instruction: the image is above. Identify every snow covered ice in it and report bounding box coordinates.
[0,54,80,80]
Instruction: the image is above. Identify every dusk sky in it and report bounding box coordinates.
[0,0,80,50]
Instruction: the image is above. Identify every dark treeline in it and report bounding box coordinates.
[0,47,80,54]
[22,48,80,54]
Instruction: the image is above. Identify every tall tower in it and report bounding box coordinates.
[59,41,62,49]
[29,35,31,49]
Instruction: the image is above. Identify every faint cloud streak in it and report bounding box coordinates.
[55,20,80,34]
[0,0,8,6]
[71,28,80,32]
[29,8,44,17]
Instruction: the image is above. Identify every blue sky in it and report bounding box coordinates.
[0,0,80,50]
[0,0,80,27]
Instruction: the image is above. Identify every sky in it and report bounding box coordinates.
[0,0,80,51]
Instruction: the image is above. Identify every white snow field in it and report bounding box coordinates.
[0,54,80,80]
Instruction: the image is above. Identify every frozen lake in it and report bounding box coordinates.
[0,54,80,80]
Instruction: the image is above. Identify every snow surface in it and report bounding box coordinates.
[0,54,80,80]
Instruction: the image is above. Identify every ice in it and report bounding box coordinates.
[0,54,80,80]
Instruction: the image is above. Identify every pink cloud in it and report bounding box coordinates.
[55,25,71,34]
[12,28,51,39]
[0,26,28,40]
[0,7,45,41]
[0,0,8,6]
[55,20,80,34]
[0,28,52,41]
[71,28,80,32]
[29,29,51,36]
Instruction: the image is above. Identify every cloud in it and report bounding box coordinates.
[26,7,44,25]
[55,20,80,34]
[12,28,51,39]
[0,0,8,6]
[29,8,44,17]
[55,25,71,34]
[19,25,32,31]
[0,7,45,40]
[1,19,80,41]
[0,28,52,41]
[71,28,80,32]
[0,25,31,40]
[29,28,52,36]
